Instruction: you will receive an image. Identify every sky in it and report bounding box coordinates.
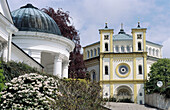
[8,0,170,58]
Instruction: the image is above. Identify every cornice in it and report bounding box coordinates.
[13,31,75,52]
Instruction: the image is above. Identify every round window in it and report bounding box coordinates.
[116,63,131,78]
[119,65,129,75]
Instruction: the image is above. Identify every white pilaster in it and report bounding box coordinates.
[53,54,62,78]
[119,45,121,53]
[7,33,12,61]
[130,45,132,52]
[62,60,69,78]
[124,46,127,52]
[113,46,115,53]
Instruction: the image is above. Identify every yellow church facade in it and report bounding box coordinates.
[83,23,162,104]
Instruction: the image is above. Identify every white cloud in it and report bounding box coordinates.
[162,37,170,58]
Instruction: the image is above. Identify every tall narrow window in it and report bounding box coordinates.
[127,46,130,52]
[90,50,93,57]
[149,48,151,55]
[105,66,108,75]
[92,71,96,81]
[105,43,108,51]
[98,47,100,55]
[153,49,155,56]
[139,65,142,74]
[121,46,124,52]
[138,42,142,51]
[94,49,97,56]
[87,51,90,58]
[116,46,119,52]
[156,49,159,57]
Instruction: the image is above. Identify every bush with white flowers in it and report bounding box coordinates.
[0,73,60,109]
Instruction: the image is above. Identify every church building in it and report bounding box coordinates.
[83,22,162,104]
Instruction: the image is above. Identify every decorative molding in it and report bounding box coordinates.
[100,79,146,84]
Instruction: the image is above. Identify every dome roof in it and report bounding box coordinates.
[11,4,61,35]
[113,34,132,40]
[113,26,132,40]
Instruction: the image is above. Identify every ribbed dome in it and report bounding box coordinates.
[11,4,61,35]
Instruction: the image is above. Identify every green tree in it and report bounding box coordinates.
[145,58,170,98]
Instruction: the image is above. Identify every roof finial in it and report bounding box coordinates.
[121,23,123,29]
[105,22,108,28]
[137,17,140,28]
[118,23,126,34]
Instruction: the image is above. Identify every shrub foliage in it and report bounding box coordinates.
[0,72,104,109]
[2,61,39,82]
[0,73,59,109]
[0,61,5,92]
[56,79,104,109]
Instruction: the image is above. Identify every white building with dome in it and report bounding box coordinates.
[0,1,75,78]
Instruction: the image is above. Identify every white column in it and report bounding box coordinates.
[7,33,12,61]
[62,60,69,78]
[53,54,62,78]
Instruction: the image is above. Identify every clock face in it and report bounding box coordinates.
[119,65,129,75]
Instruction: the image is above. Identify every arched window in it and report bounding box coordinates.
[105,43,108,51]
[153,49,155,56]
[138,42,142,51]
[92,71,96,81]
[139,65,142,74]
[87,51,90,58]
[98,47,100,55]
[94,49,97,57]
[121,46,124,52]
[149,48,151,55]
[116,45,119,52]
[127,46,130,52]
[156,49,159,57]
[105,66,108,75]
[90,50,93,57]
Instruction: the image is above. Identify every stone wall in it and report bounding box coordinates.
[145,93,170,110]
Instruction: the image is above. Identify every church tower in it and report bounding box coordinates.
[99,23,114,53]
[132,22,147,52]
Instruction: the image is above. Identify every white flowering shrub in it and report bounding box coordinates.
[0,73,60,109]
